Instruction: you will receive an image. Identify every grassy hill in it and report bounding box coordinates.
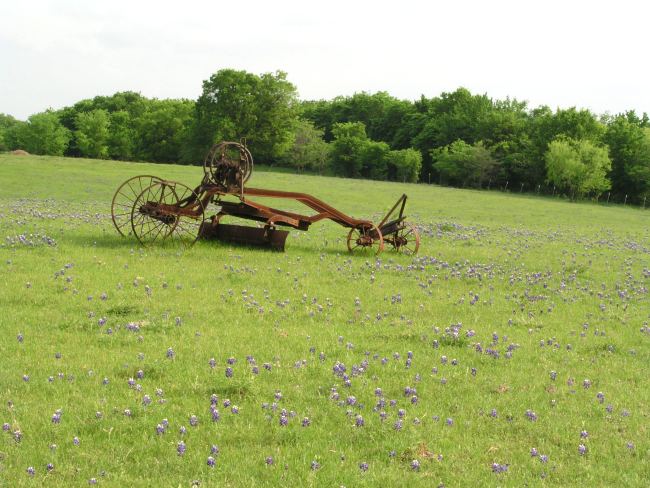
[0,153,648,486]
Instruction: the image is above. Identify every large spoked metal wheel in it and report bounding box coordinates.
[346,223,384,255]
[203,141,254,191]
[111,175,162,236]
[130,180,205,247]
[386,222,420,255]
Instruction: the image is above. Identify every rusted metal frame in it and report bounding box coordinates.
[377,194,408,229]
[217,201,310,230]
[242,187,371,228]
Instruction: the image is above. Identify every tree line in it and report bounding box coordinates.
[1,69,649,203]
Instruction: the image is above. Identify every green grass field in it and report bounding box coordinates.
[1,153,648,487]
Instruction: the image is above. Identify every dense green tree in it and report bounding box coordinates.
[134,99,194,163]
[603,113,650,201]
[0,113,23,151]
[388,148,422,183]
[282,120,330,173]
[545,138,611,198]
[329,122,369,177]
[17,111,70,155]
[432,140,501,188]
[359,140,390,180]
[75,109,110,158]
[107,110,135,160]
[194,69,298,163]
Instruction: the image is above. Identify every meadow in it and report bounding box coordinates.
[0,153,648,487]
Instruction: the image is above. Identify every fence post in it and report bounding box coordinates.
[624,194,628,206]
[428,173,431,184]
[504,181,509,191]
[606,192,610,204]
[520,183,524,193]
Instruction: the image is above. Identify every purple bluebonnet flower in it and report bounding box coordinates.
[583,379,592,389]
[265,456,274,465]
[223,399,231,407]
[394,420,403,431]
[359,462,369,472]
[22,374,29,382]
[446,418,453,426]
[302,417,311,427]
[210,394,218,405]
[225,367,233,378]
[143,395,152,406]
[411,459,420,471]
[490,409,498,418]
[17,333,24,343]
[179,426,187,435]
[491,463,508,473]
[209,358,216,368]
[73,436,80,446]
[578,444,587,455]
[549,371,557,381]
[166,347,175,359]
[156,424,165,435]
[177,440,186,456]
[626,442,635,450]
[46,463,54,472]
[231,406,239,414]
[279,414,288,426]
[207,456,215,467]
[388,450,396,457]
[355,415,364,427]
[596,392,605,403]
[539,454,549,463]
[52,411,62,423]
[26,466,35,476]
[189,415,198,426]
[136,370,144,379]
[530,447,538,457]
[123,409,131,417]
[2,422,10,431]
[580,430,588,439]
[525,410,538,421]
[471,367,477,376]
[211,408,220,422]
[310,460,320,471]
[88,478,97,485]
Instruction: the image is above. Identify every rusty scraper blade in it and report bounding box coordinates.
[199,223,288,251]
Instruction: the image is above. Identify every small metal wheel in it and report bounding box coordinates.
[347,223,384,255]
[387,222,420,255]
[111,175,162,236]
[130,180,205,247]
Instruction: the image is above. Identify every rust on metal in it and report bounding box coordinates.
[111,141,420,254]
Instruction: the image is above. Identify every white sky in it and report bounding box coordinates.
[1,0,649,120]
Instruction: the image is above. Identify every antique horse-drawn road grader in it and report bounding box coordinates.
[110,141,420,255]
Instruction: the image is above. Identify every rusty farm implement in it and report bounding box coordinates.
[111,142,420,254]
